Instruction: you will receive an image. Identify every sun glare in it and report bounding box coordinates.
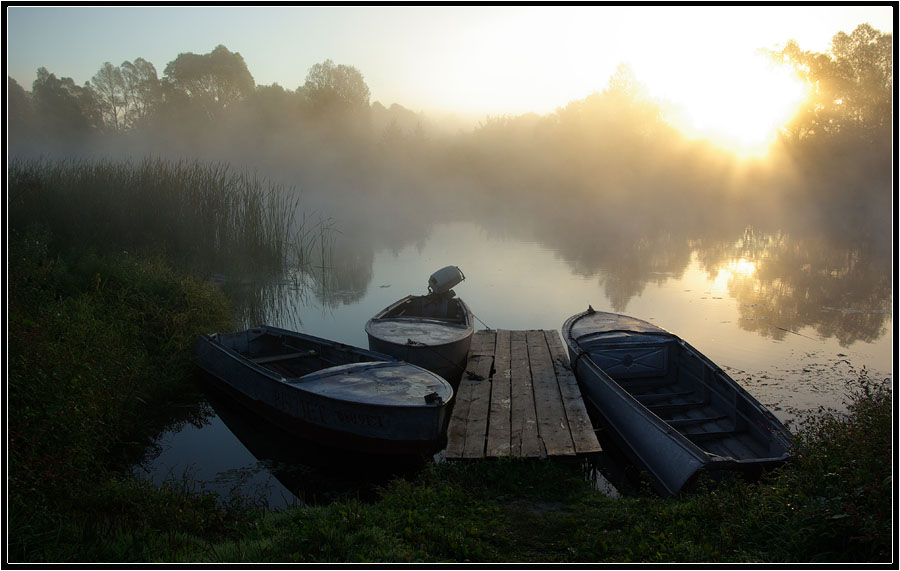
[639,53,810,158]
[713,258,757,292]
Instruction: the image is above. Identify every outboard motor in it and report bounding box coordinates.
[428,266,465,296]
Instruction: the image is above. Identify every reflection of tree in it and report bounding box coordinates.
[310,236,374,309]
[586,232,693,313]
[227,230,376,328]
[695,228,891,346]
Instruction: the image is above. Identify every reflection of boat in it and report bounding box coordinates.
[204,388,427,507]
[562,307,794,496]
[193,326,454,455]
[366,266,474,384]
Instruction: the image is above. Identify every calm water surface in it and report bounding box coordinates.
[135,220,893,507]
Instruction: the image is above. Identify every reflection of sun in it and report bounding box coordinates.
[731,258,756,276]
[713,258,757,292]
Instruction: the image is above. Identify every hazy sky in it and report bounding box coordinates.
[6,5,892,122]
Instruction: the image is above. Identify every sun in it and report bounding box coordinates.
[636,52,810,158]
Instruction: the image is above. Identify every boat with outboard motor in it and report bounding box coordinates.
[365,266,474,385]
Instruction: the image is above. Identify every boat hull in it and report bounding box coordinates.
[193,326,453,455]
[366,295,474,385]
[563,309,793,496]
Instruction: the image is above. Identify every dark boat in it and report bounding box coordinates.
[366,266,474,384]
[193,325,454,455]
[562,307,793,496]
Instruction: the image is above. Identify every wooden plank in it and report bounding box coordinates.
[509,331,543,458]
[250,351,312,364]
[544,330,603,455]
[449,329,602,460]
[526,330,575,457]
[468,330,496,357]
[461,351,495,458]
[486,329,512,457]
[445,377,476,458]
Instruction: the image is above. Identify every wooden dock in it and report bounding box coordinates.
[446,329,602,460]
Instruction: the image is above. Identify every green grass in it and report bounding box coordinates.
[6,230,246,560]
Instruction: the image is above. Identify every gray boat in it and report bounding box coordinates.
[193,325,454,455]
[366,266,474,384]
[562,307,793,496]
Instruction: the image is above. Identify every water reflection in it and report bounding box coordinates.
[247,220,891,348]
[694,228,892,346]
[204,385,426,508]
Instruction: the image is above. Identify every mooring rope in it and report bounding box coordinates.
[471,311,492,331]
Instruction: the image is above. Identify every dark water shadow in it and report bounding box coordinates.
[201,378,429,508]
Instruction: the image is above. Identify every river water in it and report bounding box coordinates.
[134,218,893,508]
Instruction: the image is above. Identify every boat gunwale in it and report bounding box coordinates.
[196,331,453,409]
[368,294,474,330]
[563,309,794,463]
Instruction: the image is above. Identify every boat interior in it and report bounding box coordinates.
[221,329,375,380]
[382,294,468,325]
[584,334,791,461]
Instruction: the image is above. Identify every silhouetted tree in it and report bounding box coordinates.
[8,76,36,150]
[163,45,255,118]
[770,23,893,238]
[31,67,101,145]
[240,82,301,131]
[300,59,370,120]
[91,62,126,131]
[120,57,161,128]
[775,24,892,144]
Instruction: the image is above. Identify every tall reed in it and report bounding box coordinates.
[8,157,316,278]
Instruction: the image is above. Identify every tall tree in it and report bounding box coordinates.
[830,24,892,134]
[8,76,36,148]
[163,44,255,116]
[91,62,126,131]
[120,57,160,128]
[772,24,893,238]
[300,59,371,117]
[775,23,892,144]
[32,67,101,143]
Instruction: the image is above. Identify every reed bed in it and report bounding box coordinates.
[8,157,315,278]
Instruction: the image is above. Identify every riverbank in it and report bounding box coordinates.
[7,230,892,563]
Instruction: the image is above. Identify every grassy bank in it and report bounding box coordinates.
[6,230,246,560]
[113,373,890,564]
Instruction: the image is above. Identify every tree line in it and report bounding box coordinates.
[7,45,383,152]
[8,25,891,154]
